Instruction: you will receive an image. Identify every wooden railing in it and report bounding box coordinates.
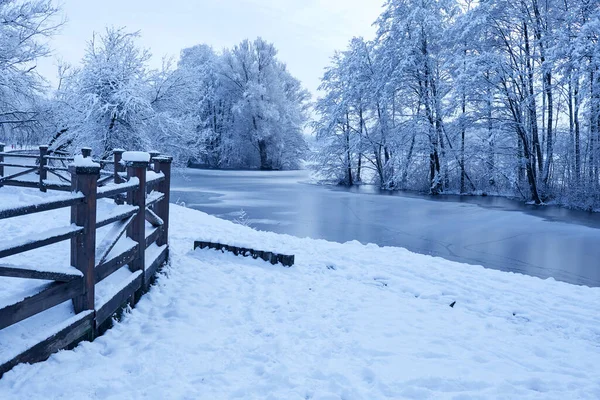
[0,146,172,376]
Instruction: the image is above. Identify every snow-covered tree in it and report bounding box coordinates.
[54,28,154,157]
[220,38,309,170]
[314,0,600,209]
[0,0,62,146]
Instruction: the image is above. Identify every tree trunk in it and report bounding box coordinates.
[524,22,543,173]
[345,111,353,186]
[258,139,271,170]
[574,75,581,185]
[460,92,466,193]
[487,92,495,187]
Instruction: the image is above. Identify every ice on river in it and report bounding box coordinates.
[0,201,599,399]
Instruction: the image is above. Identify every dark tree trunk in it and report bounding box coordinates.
[258,139,271,170]
[524,22,543,174]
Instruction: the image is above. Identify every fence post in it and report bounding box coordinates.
[113,149,124,184]
[69,161,100,314]
[39,145,48,192]
[0,143,5,186]
[81,147,92,158]
[124,153,149,277]
[148,151,160,171]
[153,156,172,247]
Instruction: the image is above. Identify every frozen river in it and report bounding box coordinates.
[171,169,600,287]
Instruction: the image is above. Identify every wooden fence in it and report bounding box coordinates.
[0,145,172,377]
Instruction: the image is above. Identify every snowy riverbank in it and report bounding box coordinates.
[0,193,599,398]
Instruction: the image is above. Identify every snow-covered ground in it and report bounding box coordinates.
[0,187,600,399]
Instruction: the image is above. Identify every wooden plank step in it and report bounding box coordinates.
[0,225,83,259]
[0,193,84,220]
[0,264,82,282]
[0,278,84,330]
[96,205,138,228]
[0,311,94,379]
[95,271,143,327]
[96,178,140,199]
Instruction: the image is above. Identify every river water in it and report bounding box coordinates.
[171,168,600,287]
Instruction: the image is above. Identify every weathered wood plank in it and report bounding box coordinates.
[144,208,163,227]
[126,162,147,273]
[0,265,81,282]
[144,245,168,287]
[0,226,83,259]
[0,167,37,183]
[43,181,72,192]
[145,227,162,248]
[45,166,70,172]
[95,243,138,283]
[69,164,99,313]
[97,174,114,186]
[0,162,36,168]
[0,179,38,189]
[96,205,139,229]
[43,155,74,161]
[47,169,71,183]
[145,172,165,188]
[193,241,295,267]
[95,215,135,267]
[0,311,94,379]
[145,192,165,209]
[0,194,84,220]
[96,178,140,199]
[95,272,143,328]
[0,278,84,330]
[153,157,171,247]
[0,152,39,159]
[39,146,48,192]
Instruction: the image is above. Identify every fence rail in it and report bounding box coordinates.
[0,144,172,377]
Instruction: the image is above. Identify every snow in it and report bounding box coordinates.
[146,190,164,204]
[95,267,141,309]
[121,151,150,163]
[146,171,164,185]
[96,177,139,197]
[0,308,93,365]
[145,243,166,266]
[0,192,83,218]
[0,224,82,262]
[103,237,137,266]
[70,154,100,168]
[97,204,138,225]
[0,198,599,398]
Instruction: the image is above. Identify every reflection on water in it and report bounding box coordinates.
[171,169,600,287]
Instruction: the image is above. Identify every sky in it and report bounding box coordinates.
[38,0,384,96]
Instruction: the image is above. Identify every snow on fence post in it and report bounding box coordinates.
[0,143,4,186]
[69,159,101,314]
[153,156,172,247]
[124,152,149,278]
[39,145,48,192]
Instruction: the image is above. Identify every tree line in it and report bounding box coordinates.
[313,0,600,209]
[0,0,309,170]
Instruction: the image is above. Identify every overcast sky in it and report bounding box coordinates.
[38,0,383,95]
